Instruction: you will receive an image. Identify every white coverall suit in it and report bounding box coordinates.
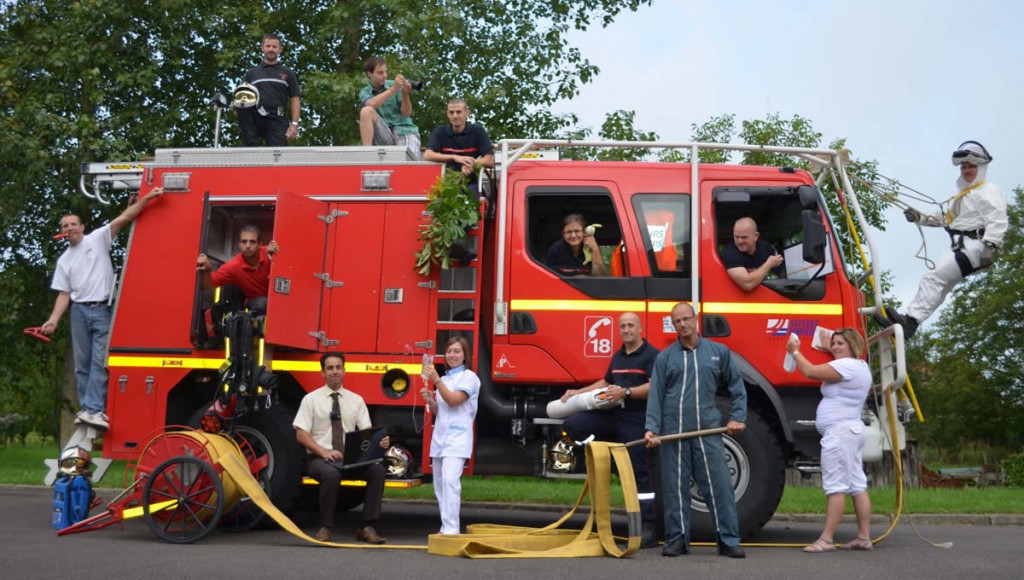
[907,163,1007,323]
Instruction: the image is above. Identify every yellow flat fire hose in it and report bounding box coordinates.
[427,440,640,558]
[210,428,741,555]
[217,448,424,550]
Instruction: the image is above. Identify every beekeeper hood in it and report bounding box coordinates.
[953,140,991,187]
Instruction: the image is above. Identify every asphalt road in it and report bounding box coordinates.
[4,485,1021,580]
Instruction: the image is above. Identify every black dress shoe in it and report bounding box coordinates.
[662,539,689,557]
[718,545,746,558]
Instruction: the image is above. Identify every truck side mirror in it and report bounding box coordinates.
[802,209,826,264]
[796,185,819,211]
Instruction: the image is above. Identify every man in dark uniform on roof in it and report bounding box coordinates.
[559,312,660,548]
[237,33,301,146]
[424,98,494,195]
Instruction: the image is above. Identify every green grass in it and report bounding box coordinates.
[0,441,130,487]
[5,441,1022,513]
[386,475,1024,514]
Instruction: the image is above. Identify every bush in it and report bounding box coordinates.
[1003,451,1024,487]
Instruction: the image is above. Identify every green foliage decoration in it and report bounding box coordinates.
[414,171,481,276]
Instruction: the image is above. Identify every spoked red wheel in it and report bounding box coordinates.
[142,456,224,544]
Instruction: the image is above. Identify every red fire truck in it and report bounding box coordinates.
[79,140,908,537]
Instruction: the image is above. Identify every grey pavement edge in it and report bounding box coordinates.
[9,484,1022,527]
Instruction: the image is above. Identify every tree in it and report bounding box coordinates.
[0,0,653,441]
[559,109,659,161]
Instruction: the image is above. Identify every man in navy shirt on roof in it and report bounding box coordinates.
[424,98,494,194]
[238,33,301,147]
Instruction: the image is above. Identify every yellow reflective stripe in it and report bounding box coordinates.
[270,360,321,372]
[109,355,420,374]
[648,301,685,313]
[108,356,226,369]
[270,361,422,374]
[512,299,842,316]
[122,499,177,519]
[302,476,421,489]
[703,302,843,315]
[511,299,646,311]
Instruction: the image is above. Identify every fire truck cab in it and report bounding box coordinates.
[83,140,907,538]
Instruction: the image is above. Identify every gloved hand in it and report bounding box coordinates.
[903,207,921,223]
[980,242,998,268]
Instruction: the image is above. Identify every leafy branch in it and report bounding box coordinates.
[413,171,481,276]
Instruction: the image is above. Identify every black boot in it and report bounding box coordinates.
[885,308,919,339]
[718,544,746,558]
[662,539,689,557]
[640,520,658,549]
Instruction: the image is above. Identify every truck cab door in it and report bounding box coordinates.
[264,192,328,351]
[504,185,644,383]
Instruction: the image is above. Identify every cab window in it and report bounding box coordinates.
[525,188,626,277]
[713,185,832,300]
[632,194,692,277]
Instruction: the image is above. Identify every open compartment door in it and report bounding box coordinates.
[264,191,329,351]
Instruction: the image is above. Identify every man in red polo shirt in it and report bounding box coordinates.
[196,224,279,312]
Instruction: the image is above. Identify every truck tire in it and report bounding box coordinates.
[188,404,304,521]
[688,407,785,539]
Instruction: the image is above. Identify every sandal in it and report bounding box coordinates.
[840,537,874,551]
[803,537,835,553]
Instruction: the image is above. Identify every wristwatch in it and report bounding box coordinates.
[624,388,632,400]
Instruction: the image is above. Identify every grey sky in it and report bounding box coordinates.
[553,0,1022,325]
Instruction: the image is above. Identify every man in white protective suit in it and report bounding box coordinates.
[881,141,1007,339]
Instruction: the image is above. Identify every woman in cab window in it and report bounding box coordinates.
[545,214,607,276]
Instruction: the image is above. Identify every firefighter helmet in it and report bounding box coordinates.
[231,83,260,109]
[548,437,576,473]
[384,445,414,479]
[59,446,92,476]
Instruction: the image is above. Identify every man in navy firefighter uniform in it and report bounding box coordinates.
[559,312,660,548]
[645,301,747,558]
[237,33,300,146]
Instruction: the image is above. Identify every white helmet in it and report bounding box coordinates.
[231,83,260,109]
[384,445,414,479]
[548,437,577,473]
[59,446,91,476]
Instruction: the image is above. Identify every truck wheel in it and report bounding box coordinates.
[688,407,785,539]
[188,404,303,522]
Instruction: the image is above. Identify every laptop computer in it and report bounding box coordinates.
[336,426,389,471]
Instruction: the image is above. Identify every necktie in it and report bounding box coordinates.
[330,392,345,454]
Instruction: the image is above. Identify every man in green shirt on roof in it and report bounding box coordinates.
[358,56,421,160]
